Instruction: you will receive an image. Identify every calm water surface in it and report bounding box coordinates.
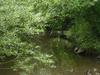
[0,35,100,75]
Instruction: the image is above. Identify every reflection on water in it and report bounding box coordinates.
[0,36,100,75]
[33,57,100,75]
[0,62,19,75]
[1,58,100,75]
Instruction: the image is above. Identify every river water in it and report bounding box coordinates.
[0,35,100,75]
[0,57,100,75]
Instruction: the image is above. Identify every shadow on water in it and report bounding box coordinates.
[0,34,100,75]
[0,61,19,75]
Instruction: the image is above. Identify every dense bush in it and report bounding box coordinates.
[70,0,100,50]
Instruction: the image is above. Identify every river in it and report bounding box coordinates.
[0,35,100,75]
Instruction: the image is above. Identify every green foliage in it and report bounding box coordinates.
[0,0,100,75]
[69,1,100,50]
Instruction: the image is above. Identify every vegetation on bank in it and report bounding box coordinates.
[0,0,100,75]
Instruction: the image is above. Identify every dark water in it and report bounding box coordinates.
[32,56,100,75]
[0,35,100,75]
[0,62,19,75]
[0,57,100,75]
